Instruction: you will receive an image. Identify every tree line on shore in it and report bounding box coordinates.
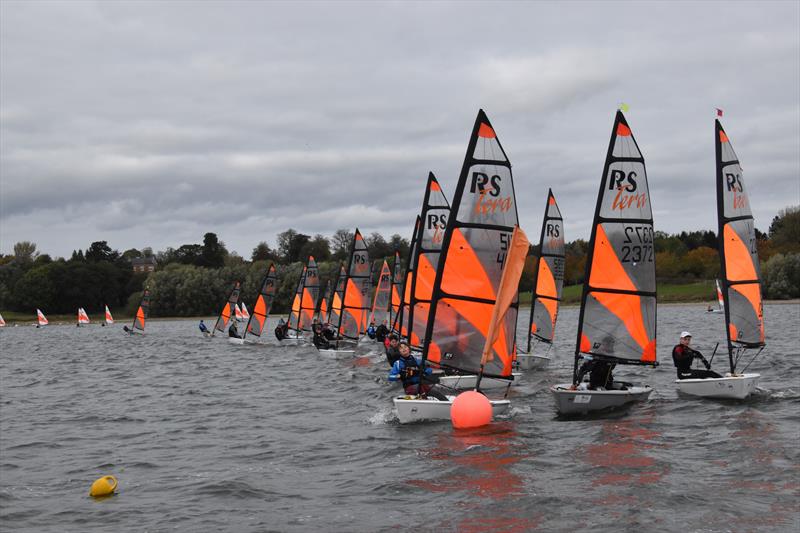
[1,206,797,318]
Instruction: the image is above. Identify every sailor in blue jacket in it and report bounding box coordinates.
[388,341,448,400]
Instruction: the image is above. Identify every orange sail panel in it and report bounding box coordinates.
[105,305,114,324]
[716,120,765,351]
[527,189,565,350]
[423,110,519,378]
[244,263,277,338]
[483,226,530,369]
[287,266,306,332]
[390,251,403,327]
[576,111,657,366]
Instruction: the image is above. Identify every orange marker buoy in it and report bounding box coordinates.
[89,475,118,498]
[450,390,492,429]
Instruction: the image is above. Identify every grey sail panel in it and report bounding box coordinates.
[245,263,277,338]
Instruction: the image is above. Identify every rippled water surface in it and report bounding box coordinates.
[1,303,799,532]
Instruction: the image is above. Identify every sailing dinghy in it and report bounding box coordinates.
[0,313,5,327]
[239,263,278,344]
[320,230,371,355]
[36,308,48,327]
[550,111,657,415]
[282,266,307,343]
[298,256,320,336]
[127,289,150,335]
[707,279,725,313]
[104,305,114,325]
[676,119,764,399]
[517,189,565,370]
[77,307,91,326]
[210,281,242,343]
[394,110,518,423]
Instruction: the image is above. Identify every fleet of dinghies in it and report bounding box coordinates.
[11,110,769,423]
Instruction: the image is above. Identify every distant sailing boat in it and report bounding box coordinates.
[212,281,241,340]
[707,279,725,313]
[127,289,149,335]
[36,308,49,327]
[323,230,371,355]
[0,313,5,327]
[550,111,657,415]
[234,303,244,322]
[298,256,320,336]
[285,266,307,342]
[394,110,517,423]
[368,260,392,333]
[77,307,90,326]
[676,119,764,399]
[240,263,278,344]
[517,189,565,370]
[104,305,114,325]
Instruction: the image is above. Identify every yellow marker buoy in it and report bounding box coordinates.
[89,475,118,498]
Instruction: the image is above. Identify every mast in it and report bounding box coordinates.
[715,119,765,373]
[526,189,565,353]
[420,109,519,381]
[573,111,657,383]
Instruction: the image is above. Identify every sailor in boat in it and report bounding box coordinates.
[312,323,331,350]
[228,321,241,339]
[366,321,377,340]
[672,332,722,380]
[706,305,714,313]
[569,356,623,391]
[384,334,401,367]
[123,325,131,334]
[275,319,288,341]
[388,341,448,400]
[322,322,337,341]
[375,320,389,343]
[199,320,209,335]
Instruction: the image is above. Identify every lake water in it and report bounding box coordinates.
[1,303,798,532]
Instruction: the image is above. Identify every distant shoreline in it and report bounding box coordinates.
[1,300,797,325]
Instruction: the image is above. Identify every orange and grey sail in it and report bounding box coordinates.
[77,307,91,325]
[132,289,150,333]
[329,264,346,326]
[407,172,451,350]
[335,229,371,344]
[421,110,519,379]
[105,305,114,325]
[212,281,241,336]
[389,250,403,327]
[369,260,392,327]
[526,189,565,351]
[244,263,277,339]
[298,256,320,332]
[392,216,421,338]
[716,119,765,371]
[287,266,306,333]
[36,308,49,326]
[0,313,5,327]
[574,111,657,380]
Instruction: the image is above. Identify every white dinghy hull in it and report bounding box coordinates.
[317,349,355,356]
[393,395,510,424]
[550,383,653,415]
[228,337,245,345]
[675,373,759,400]
[515,353,550,370]
[437,372,521,390]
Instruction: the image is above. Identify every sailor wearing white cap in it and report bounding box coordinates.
[672,331,722,380]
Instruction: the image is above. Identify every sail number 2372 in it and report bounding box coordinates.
[621,225,654,263]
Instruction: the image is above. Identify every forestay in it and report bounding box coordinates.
[422,110,519,379]
[527,189,565,351]
[575,111,657,374]
[715,120,765,370]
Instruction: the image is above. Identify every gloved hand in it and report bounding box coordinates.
[704,360,711,370]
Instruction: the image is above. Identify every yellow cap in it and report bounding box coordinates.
[89,475,118,498]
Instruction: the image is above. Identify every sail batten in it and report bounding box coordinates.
[421,110,519,379]
[574,111,657,371]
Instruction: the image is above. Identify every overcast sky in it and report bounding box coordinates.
[1,1,798,259]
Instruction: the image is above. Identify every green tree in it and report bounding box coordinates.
[13,241,38,263]
[85,241,119,263]
[200,232,227,268]
[769,206,800,252]
[331,229,354,261]
[301,234,331,262]
[762,253,800,299]
[251,242,277,262]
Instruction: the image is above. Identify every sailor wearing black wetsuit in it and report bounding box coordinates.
[574,356,617,390]
[672,331,722,379]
